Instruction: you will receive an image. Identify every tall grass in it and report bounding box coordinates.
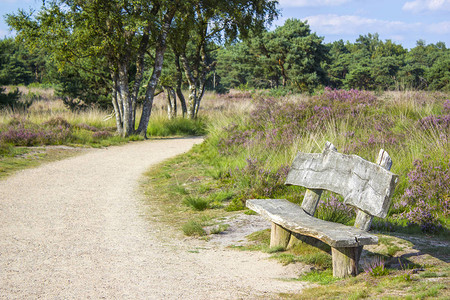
[190,88,449,234]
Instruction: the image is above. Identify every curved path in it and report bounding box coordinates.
[0,138,308,299]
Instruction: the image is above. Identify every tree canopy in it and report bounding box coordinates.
[7,0,278,135]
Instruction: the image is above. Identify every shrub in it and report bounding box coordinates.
[363,256,389,277]
[43,117,72,128]
[183,196,209,211]
[0,118,72,146]
[182,220,206,236]
[225,157,290,208]
[0,87,31,110]
[92,130,112,139]
[76,123,99,131]
[315,194,355,225]
[0,143,14,157]
[396,157,449,233]
[0,125,71,146]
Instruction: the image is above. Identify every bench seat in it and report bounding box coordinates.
[247,198,378,248]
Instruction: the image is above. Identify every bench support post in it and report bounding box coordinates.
[332,247,361,277]
[301,189,323,216]
[270,223,291,249]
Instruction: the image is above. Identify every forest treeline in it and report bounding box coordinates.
[1,18,449,109]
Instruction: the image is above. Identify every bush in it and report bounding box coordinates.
[183,196,209,211]
[182,220,206,236]
[315,194,355,225]
[363,256,389,277]
[396,158,449,233]
[0,120,72,146]
[0,87,31,110]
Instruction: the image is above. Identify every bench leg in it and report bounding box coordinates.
[270,222,291,249]
[332,247,361,277]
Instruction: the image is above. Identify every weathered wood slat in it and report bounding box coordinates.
[301,142,336,216]
[285,148,398,218]
[247,198,378,248]
[354,149,393,231]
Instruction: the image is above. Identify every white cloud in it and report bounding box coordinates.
[427,21,450,34]
[278,0,351,7]
[403,0,450,13]
[2,0,35,3]
[304,14,420,35]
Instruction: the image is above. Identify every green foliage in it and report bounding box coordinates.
[51,63,111,111]
[299,269,340,285]
[182,220,207,236]
[0,143,15,157]
[217,19,328,92]
[147,117,206,137]
[0,87,28,110]
[183,196,209,211]
[0,38,46,85]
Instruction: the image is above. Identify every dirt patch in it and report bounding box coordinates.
[205,213,271,246]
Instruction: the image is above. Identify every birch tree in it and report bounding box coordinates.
[7,0,180,137]
[168,0,278,119]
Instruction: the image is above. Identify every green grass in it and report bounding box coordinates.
[0,146,83,179]
[299,269,341,285]
[137,90,449,299]
[182,220,207,236]
[183,196,209,211]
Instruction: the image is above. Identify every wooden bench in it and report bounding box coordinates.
[246,142,399,277]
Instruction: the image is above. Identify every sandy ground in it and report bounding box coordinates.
[0,137,309,299]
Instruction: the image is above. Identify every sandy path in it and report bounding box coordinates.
[0,138,308,299]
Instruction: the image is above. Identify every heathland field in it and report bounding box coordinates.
[1,87,449,299]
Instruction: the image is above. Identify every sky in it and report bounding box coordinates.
[0,0,449,49]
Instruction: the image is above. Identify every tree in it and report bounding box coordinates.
[252,19,328,92]
[0,38,35,85]
[325,40,351,88]
[0,87,22,109]
[168,0,278,119]
[8,0,179,137]
[426,51,450,91]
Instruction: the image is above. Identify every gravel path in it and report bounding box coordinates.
[0,138,308,299]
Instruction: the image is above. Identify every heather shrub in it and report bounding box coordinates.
[76,123,99,131]
[42,117,72,129]
[224,157,292,208]
[208,88,450,233]
[0,120,71,146]
[0,116,117,146]
[315,194,355,225]
[363,256,389,277]
[395,157,449,233]
[92,130,112,139]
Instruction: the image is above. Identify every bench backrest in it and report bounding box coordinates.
[285,142,398,219]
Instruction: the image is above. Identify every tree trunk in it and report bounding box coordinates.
[180,54,197,119]
[136,9,175,136]
[117,61,134,137]
[174,54,187,117]
[110,71,124,136]
[131,27,150,129]
[165,86,177,119]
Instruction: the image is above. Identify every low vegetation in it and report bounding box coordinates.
[141,88,448,298]
[1,87,448,298]
[0,88,206,178]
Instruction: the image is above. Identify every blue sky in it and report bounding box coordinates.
[1,0,449,49]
